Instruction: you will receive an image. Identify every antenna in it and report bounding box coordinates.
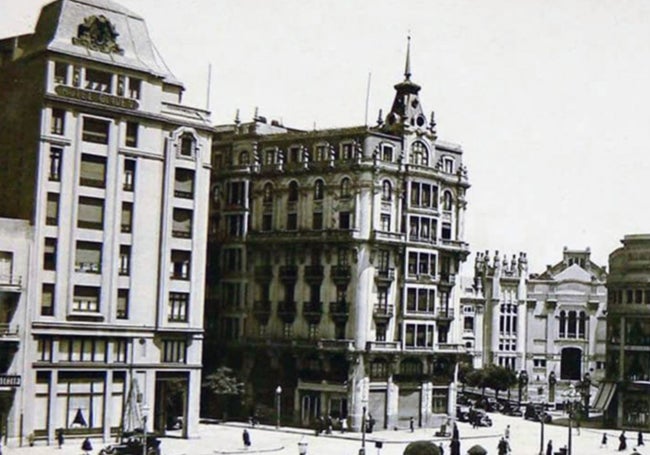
[205,63,212,111]
[364,72,372,127]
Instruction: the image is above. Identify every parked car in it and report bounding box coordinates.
[457,405,471,422]
[524,403,552,423]
[500,402,523,417]
[475,397,501,412]
[100,434,161,455]
[469,409,493,427]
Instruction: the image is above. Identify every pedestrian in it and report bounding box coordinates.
[368,414,375,433]
[56,428,64,449]
[639,431,645,446]
[575,419,580,435]
[27,432,35,447]
[242,429,251,449]
[600,432,608,448]
[546,439,553,455]
[340,417,347,433]
[619,431,627,451]
[497,437,508,455]
[505,424,510,440]
[409,416,414,432]
[81,437,92,455]
[326,415,332,434]
[438,442,444,455]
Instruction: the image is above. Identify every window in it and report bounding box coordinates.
[82,118,110,144]
[170,250,191,279]
[172,209,192,238]
[410,141,428,166]
[407,251,437,277]
[174,168,194,199]
[314,180,324,200]
[314,145,327,161]
[432,389,448,413]
[263,183,273,203]
[75,241,102,273]
[125,122,138,147]
[59,338,107,363]
[410,182,438,208]
[117,75,126,96]
[340,178,351,198]
[46,193,59,225]
[168,293,188,322]
[117,289,129,319]
[381,144,393,162]
[114,340,128,362]
[162,340,186,363]
[79,154,106,188]
[441,222,452,240]
[288,147,300,163]
[239,151,249,165]
[533,358,547,368]
[121,202,133,233]
[49,147,62,181]
[464,316,474,331]
[119,245,130,275]
[559,310,587,339]
[78,197,104,230]
[380,214,390,231]
[443,157,454,174]
[85,69,112,93]
[72,286,100,312]
[376,324,387,341]
[341,143,353,160]
[42,284,55,316]
[339,212,352,230]
[128,78,141,99]
[44,238,57,271]
[52,109,65,135]
[37,336,53,362]
[54,61,67,84]
[405,324,435,348]
[370,359,389,379]
[264,149,275,165]
[313,212,323,230]
[308,323,319,340]
[287,213,298,230]
[226,214,244,237]
[382,180,392,201]
[123,159,135,191]
[180,133,194,157]
[226,181,246,206]
[283,323,293,339]
[406,288,436,313]
[442,191,453,211]
[262,213,273,231]
[288,181,299,202]
[335,322,346,339]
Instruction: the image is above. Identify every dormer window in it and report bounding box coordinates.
[341,143,353,160]
[410,141,428,166]
[443,157,455,174]
[85,69,112,93]
[180,133,195,157]
[315,145,327,161]
[381,144,394,162]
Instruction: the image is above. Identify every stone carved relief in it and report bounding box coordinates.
[72,15,124,55]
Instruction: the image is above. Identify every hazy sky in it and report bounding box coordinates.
[3,0,650,273]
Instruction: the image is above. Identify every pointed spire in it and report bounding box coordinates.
[404,34,412,81]
[234,108,240,125]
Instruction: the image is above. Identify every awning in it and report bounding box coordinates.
[592,381,617,412]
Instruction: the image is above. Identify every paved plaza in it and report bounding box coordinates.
[5,414,648,455]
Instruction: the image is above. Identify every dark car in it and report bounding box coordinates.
[469,409,492,427]
[457,405,471,422]
[100,434,161,455]
[500,402,523,417]
[524,403,552,423]
[475,397,501,412]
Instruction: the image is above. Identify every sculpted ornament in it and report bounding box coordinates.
[72,15,124,55]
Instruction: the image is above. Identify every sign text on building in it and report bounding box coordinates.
[55,85,139,110]
[0,375,21,387]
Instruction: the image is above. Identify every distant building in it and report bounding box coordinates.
[0,0,212,442]
[206,42,471,430]
[602,235,650,429]
[461,248,607,403]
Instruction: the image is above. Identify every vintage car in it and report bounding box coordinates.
[524,403,552,423]
[99,434,161,455]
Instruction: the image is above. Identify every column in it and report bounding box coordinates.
[102,370,113,442]
[184,370,201,439]
[349,370,368,432]
[386,378,399,430]
[421,382,433,427]
[47,371,58,445]
[354,246,372,350]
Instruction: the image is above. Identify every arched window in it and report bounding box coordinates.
[381,180,392,201]
[410,141,428,166]
[578,311,587,339]
[442,191,453,211]
[314,180,324,201]
[288,181,299,202]
[559,311,566,338]
[568,311,577,338]
[180,133,195,157]
[239,151,249,165]
[340,178,351,198]
[263,183,273,203]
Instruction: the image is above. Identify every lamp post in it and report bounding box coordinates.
[275,386,282,429]
[548,371,557,404]
[538,402,546,455]
[518,370,528,406]
[582,372,591,419]
[360,405,367,455]
[565,384,580,455]
[141,404,149,455]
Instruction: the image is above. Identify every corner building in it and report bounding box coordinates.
[0,0,212,442]
[208,50,470,430]
[605,235,650,429]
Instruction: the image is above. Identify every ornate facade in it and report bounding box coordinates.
[0,0,212,443]
[206,45,471,430]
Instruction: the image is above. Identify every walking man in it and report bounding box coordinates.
[546,440,553,455]
[409,417,415,433]
[242,429,251,449]
[505,424,510,441]
[638,431,644,446]
[619,431,627,451]
[600,433,608,448]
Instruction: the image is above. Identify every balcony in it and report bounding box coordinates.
[439,273,457,288]
[254,265,273,282]
[366,341,400,352]
[304,265,324,283]
[438,239,470,258]
[373,304,394,320]
[253,300,271,324]
[331,266,351,285]
[318,339,355,351]
[329,301,349,322]
[0,324,19,342]
[372,230,405,242]
[374,268,395,283]
[279,265,298,283]
[0,275,22,293]
[303,301,323,324]
[277,301,297,323]
[435,307,455,320]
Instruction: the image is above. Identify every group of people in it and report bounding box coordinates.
[313,415,350,435]
[609,430,644,452]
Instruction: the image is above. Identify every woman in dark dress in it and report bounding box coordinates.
[619,431,627,451]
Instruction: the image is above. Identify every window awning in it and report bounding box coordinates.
[592,381,617,412]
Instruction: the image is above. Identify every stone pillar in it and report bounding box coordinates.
[421,382,433,427]
[448,380,457,421]
[350,373,369,432]
[103,370,113,442]
[386,379,399,430]
[184,370,201,438]
[354,246,372,350]
[47,371,58,445]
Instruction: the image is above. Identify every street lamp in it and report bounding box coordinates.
[275,386,282,429]
[581,372,591,419]
[360,405,367,455]
[564,384,580,455]
[141,404,149,455]
[548,372,557,404]
[518,370,529,406]
[537,402,546,455]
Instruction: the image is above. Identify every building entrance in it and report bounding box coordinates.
[154,372,188,436]
[560,347,582,380]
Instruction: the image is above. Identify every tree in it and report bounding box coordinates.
[483,365,517,400]
[464,368,487,396]
[202,367,245,419]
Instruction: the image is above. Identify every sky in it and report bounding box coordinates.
[3,0,650,273]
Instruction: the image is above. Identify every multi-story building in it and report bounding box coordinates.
[207,45,471,431]
[603,235,650,429]
[0,0,212,442]
[461,248,607,404]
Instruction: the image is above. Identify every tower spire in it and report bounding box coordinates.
[404,34,412,81]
